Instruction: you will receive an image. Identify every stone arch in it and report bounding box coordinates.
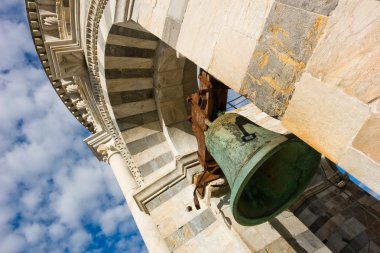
[103,21,198,183]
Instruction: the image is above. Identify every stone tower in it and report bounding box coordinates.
[26,0,380,252]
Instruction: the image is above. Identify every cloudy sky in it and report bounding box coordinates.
[0,1,146,252]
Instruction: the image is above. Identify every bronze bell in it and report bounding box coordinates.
[205,113,321,225]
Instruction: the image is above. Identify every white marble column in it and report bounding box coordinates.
[97,140,170,253]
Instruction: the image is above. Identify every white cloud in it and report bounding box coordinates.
[98,204,131,235]
[20,188,42,211]
[69,229,92,253]
[0,234,26,253]
[48,223,66,241]
[0,19,34,70]
[54,162,110,227]
[22,223,45,244]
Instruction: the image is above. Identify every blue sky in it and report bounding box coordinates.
[0,1,146,252]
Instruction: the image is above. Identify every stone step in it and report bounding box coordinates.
[115,22,148,32]
[132,140,172,167]
[107,34,158,49]
[128,132,167,155]
[139,151,174,178]
[109,88,154,106]
[107,78,153,92]
[105,68,154,79]
[105,44,155,58]
[113,99,157,119]
[110,25,157,41]
[117,110,159,131]
[121,121,162,144]
[105,56,154,69]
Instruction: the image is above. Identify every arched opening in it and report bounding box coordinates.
[104,21,198,183]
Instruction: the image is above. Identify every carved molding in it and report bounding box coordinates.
[43,15,58,28]
[85,0,143,185]
[84,130,114,161]
[55,49,86,78]
[26,0,142,184]
[25,0,100,133]
[133,153,200,214]
[76,100,86,110]
[97,140,119,163]
[55,0,69,39]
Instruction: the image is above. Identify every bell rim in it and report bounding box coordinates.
[230,137,320,226]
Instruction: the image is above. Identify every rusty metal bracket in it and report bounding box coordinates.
[187,69,228,209]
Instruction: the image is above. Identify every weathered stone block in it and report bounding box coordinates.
[109,88,154,106]
[156,69,184,87]
[257,237,296,253]
[241,2,327,117]
[297,207,318,227]
[339,217,366,241]
[147,180,190,212]
[255,222,282,245]
[117,111,159,131]
[294,230,325,252]
[165,224,195,252]
[133,0,170,39]
[240,227,269,251]
[159,99,188,125]
[113,99,156,119]
[277,0,338,16]
[107,34,158,49]
[167,0,189,22]
[127,132,166,155]
[162,17,182,48]
[282,74,370,163]
[105,56,154,70]
[208,27,256,92]
[107,78,153,92]
[276,211,308,238]
[105,68,154,79]
[105,44,155,58]
[109,24,157,40]
[157,85,184,103]
[352,117,380,164]
[175,222,233,253]
[157,216,177,238]
[315,220,338,241]
[133,141,171,167]
[146,191,171,212]
[176,0,228,69]
[314,247,332,253]
[306,0,380,104]
[338,147,380,196]
[166,121,197,156]
[326,232,348,252]
[188,209,216,235]
[121,121,161,144]
[156,44,185,72]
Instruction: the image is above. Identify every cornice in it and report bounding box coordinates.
[25,0,99,133]
[85,0,143,185]
[84,130,114,161]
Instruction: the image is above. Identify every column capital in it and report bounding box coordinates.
[84,130,120,162]
[97,139,119,163]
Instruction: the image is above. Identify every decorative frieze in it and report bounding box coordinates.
[25,0,98,133]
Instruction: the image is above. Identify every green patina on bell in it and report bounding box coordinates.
[205,113,321,225]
